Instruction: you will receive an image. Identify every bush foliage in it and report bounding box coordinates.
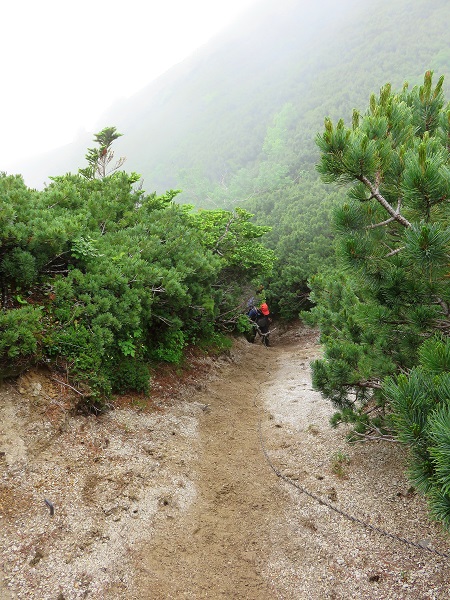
[0,130,275,399]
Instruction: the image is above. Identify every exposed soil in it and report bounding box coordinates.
[1,323,449,599]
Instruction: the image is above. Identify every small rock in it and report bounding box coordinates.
[29,550,44,566]
[327,487,337,502]
[31,382,43,397]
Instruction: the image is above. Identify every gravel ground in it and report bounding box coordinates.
[1,323,449,599]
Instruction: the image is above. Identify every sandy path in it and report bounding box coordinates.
[130,326,450,599]
[133,340,284,599]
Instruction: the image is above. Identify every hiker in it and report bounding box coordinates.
[257,302,271,336]
[247,298,260,322]
[246,300,271,346]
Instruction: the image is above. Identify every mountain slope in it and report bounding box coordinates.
[9,0,450,198]
[84,0,450,195]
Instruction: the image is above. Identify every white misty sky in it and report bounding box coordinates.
[0,0,260,168]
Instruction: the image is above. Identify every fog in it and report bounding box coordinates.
[0,0,261,171]
[3,0,448,191]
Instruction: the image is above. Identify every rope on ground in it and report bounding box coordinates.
[255,387,450,560]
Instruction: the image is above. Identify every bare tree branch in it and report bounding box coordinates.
[360,176,411,227]
[365,217,396,229]
[213,215,235,253]
[52,377,88,396]
[385,246,405,257]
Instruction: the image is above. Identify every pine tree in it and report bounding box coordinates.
[79,126,126,179]
[307,71,450,527]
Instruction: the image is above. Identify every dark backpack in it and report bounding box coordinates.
[247,306,261,321]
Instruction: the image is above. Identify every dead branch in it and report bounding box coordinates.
[51,377,88,397]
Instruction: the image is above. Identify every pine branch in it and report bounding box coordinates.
[434,296,450,316]
[365,216,396,229]
[358,380,382,390]
[385,246,405,257]
[434,320,450,332]
[360,176,411,227]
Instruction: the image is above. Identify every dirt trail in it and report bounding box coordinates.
[130,326,450,599]
[133,340,285,599]
[1,324,450,599]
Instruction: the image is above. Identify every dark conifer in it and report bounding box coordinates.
[307,71,450,527]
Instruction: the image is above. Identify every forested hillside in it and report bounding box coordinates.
[106,0,449,198]
[11,0,449,317]
[15,0,450,196]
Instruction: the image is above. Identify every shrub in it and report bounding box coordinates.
[0,306,42,360]
[1,248,37,287]
[149,328,187,364]
[107,356,151,395]
[386,337,450,529]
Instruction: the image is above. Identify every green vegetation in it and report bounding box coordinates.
[0,131,274,406]
[3,0,450,532]
[330,450,351,479]
[18,0,450,320]
[306,71,450,528]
